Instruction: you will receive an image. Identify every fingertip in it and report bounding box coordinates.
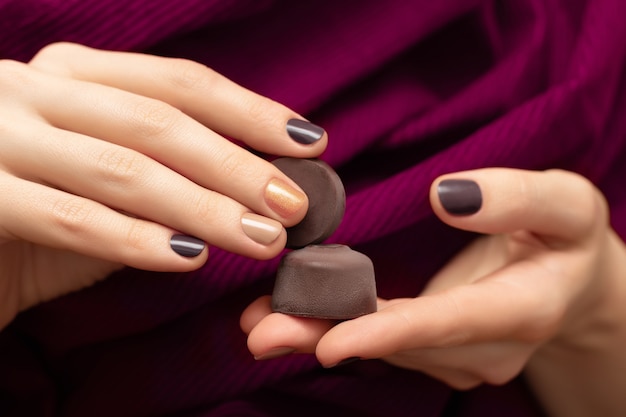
[431,177,483,217]
[247,312,333,358]
[240,224,288,260]
[121,231,210,273]
[241,212,288,247]
[283,118,328,158]
[286,119,324,146]
[429,172,493,234]
[169,234,206,258]
[263,176,309,226]
[164,233,210,270]
[240,295,273,334]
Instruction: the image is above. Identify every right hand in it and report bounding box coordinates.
[0,42,327,328]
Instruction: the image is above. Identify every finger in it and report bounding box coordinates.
[14,63,309,226]
[0,173,208,271]
[4,123,287,259]
[240,295,274,334]
[244,296,334,359]
[29,42,328,157]
[431,168,607,244]
[315,260,565,366]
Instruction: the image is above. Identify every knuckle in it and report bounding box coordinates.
[126,98,180,138]
[30,42,78,62]
[50,198,96,235]
[163,58,217,92]
[244,95,280,130]
[546,169,608,234]
[508,173,537,218]
[188,190,221,222]
[571,169,606,210]
[213,149,247,180]
[122,220,151,254]
[29,42,81,74]
[93,147,149,187]
[0,59,35,91]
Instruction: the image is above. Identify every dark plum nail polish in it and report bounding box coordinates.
[170,234,205,257]
[327,357,361,368]
[286,119,325,144]
[437,179,482,215]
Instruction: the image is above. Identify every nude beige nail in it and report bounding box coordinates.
[264,178,307,218]
[241,213,283,245]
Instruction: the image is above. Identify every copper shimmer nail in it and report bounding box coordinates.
[264,178,307,218]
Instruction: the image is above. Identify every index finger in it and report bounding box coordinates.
[314,258,565,366]
[29,42,328,158]
[431,168,607,244]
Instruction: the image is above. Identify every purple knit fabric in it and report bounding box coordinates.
[1,0,625,416]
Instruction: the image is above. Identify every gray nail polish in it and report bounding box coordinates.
[170,234,205,257]
[286,119,325,144]
[437,179,482,215]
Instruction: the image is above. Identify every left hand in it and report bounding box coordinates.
[241,168,626,390]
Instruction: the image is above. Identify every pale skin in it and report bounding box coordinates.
[0,42,328,328]
[242,169,626,417]
[1,43,625,416]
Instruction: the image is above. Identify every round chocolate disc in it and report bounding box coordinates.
[272,158,345,248]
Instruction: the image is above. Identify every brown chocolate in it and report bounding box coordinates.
[271,245,377,319]
[272,158,345,248]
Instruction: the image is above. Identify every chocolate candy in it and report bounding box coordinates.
[272,158,345,248]
[271,157,377,319]
[271,245,377,319]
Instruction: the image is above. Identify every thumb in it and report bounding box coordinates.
[430,168,607,244]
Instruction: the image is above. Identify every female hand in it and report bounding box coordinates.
[242,168,626,415]
[0,42,327,328]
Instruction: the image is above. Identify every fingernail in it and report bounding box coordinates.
[437,179,482,215]
[325,357,361,368]
[241,213,283,245]
[265,178,307,218]
[286,119,325,145]
[254,347,296,360]
[170,234,205,257]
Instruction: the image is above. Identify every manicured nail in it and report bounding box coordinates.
[286,119,325,145]
[437,179,482,215]
[254,347,296,360]
[170,234,205,257]
[241,213,283,245]
[325,357,361,368]
[264,178,307,218]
